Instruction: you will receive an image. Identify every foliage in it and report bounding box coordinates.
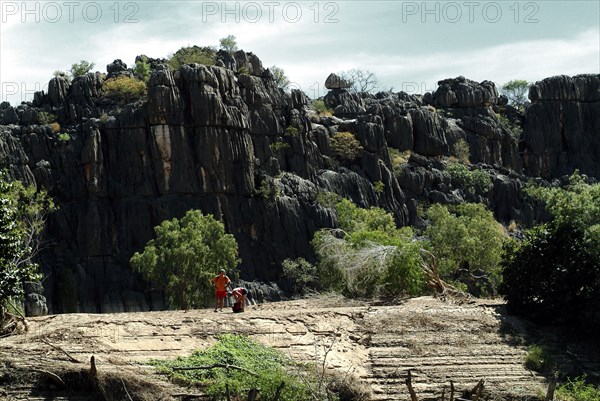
[257,177,280,205]
[130,210,240,309]
[134,57,151,82]
[57,133,70,142]
[339,69,378,93]
[524,345,552,372]
[501,172,600,333]
[556,376,600,401]
[496,113,523,139]
[500,79,529,109]
[70,60,95,78]
[269,140,289,153]
[0,173,55,309]
[330,132,363,163]
[282,258,319,295]
[388,148,411,176]
[102,76,147,104]
[151,334,320,401]
[373,181,384,194]
[38,112,57,125]
[452,138,470,164]
[312,199,427,297]
[312,99,333,116]
[315,190,341,209]
[424,203,507,296]
[219,35,238,54]
[445,162,492,194]
[271,65,291,92]
[284,126,300,137]
[168,46,216,70]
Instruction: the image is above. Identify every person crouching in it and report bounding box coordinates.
[230,287,253,313]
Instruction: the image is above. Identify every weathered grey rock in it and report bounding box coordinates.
[325,73,351,90]
[433,77,498,108]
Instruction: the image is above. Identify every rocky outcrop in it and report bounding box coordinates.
[522,74,600,178]
[1,55,598,314]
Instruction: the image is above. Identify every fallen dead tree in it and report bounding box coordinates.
[405,369,485,401]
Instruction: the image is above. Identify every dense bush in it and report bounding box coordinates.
[102,76,147,104]
[312,99,333,116]
[168,45,216,70]
[130,210,240,309]
[330,132,363,163]
[134,57,151,82]
[424,203,506,295]
[282,258,319,295]
[557,376,600,401]
[445,162,492,194]
[501,172,600,334]
[70,60,95,77]
[152,334,316,401]
[312,199,426,297]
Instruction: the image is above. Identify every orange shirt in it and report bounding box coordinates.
[211,274,230,291]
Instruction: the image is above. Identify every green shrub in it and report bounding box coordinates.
[134,57,151,82]
[57,133,71,142]
[99,113,109,123]
[453,138,470,164]
[445,162,492,194]
[269,141,289,153]
[556,376,600,401]
[258,177,280,205]
[374,181,384,194]
[151,334,316,401]
[312,199,427,297]
[38,112,57,125]
[102,76,147,104]
[312,99,333,116]
[284,126,300,137]
[315,190,341,209]
[424,203,507,296]
[168,45,216,70]
[388,148,411,176]
[331,132,363,163]
[496,113,523,139]
[282,258,319,295]
[524,345,552,372]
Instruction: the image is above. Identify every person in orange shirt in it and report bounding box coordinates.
[210,269,230,312]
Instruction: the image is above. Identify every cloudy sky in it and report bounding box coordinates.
[1,0,599,104]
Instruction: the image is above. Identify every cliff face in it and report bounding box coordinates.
[1,54,598,313]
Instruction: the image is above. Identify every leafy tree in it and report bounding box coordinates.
[339,69,378,93]
[312,199,427,297]
[270,65,290,91]
[168,46,216,70]
[445,162,492,194]
[70,60,95,78]
[134,57,151,82]
[219,35,238,54]
[501,172,600,333]
[102,76,147,104]
[282,258,319,295]
[500,79,529,109]
[424,203,506,295]
[0,173,55,315]
[130,210,240,309]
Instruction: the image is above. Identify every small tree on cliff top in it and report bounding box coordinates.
[130,210,240,309]
[500,79,529,110]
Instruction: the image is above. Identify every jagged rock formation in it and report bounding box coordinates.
[1,52,598,313]
[522,74,600,178]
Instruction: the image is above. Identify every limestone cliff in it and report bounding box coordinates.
[1,52,598,313]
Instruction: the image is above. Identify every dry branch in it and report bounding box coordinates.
[41,338,81,363]
[405,370,418,401]
[33,368,65,388]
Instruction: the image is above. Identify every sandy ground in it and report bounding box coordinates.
[1,295,597,400]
